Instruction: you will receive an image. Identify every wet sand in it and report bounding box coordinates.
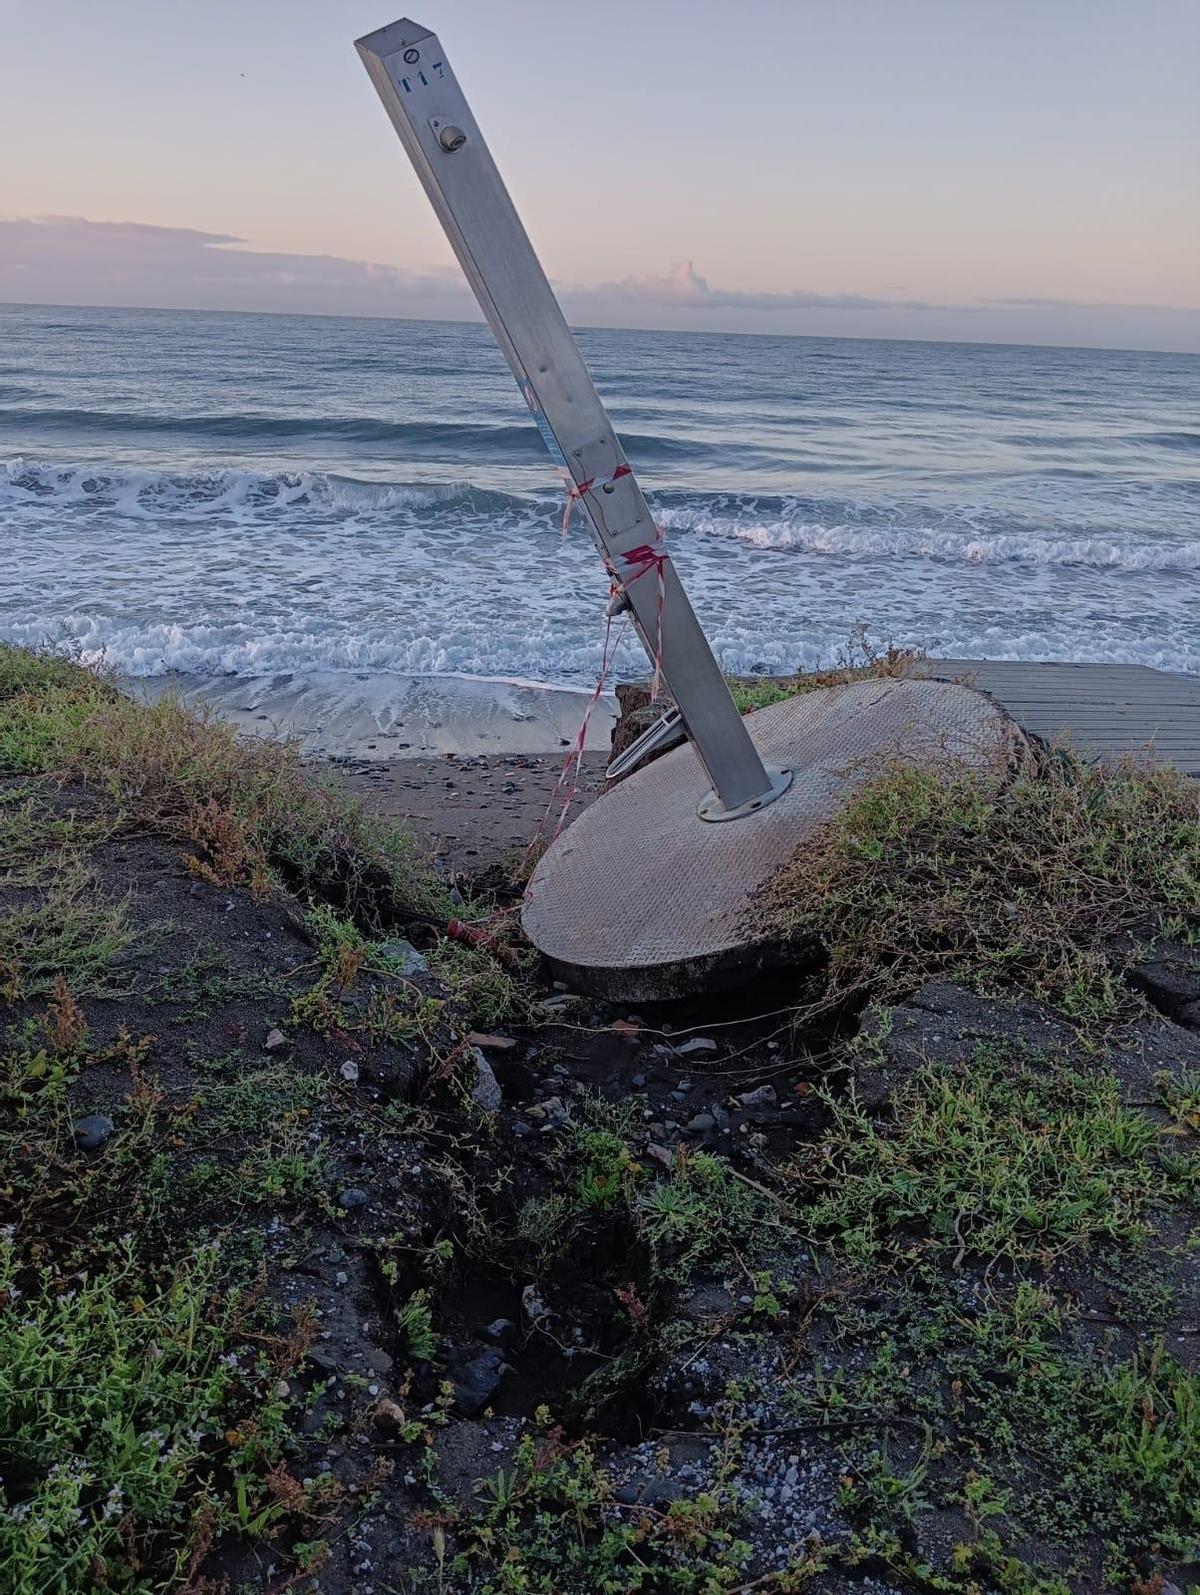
[131,670,620,875]
[340,751,610,876]
[134,670,615,758]
[131,657,1200,877]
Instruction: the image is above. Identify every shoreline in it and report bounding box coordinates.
[127,655,1200,875]
[131,668,616,759]
[129,670,618,875]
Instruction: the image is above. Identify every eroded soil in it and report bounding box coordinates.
[4,768,1200,1595]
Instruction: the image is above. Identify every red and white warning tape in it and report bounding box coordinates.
[524,467,671,865]
[609,538,668,701]
[560,462,633,538]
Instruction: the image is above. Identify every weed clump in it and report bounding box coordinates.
[756,748,1200,1020]
[727,630,924,714]
[796,1045,1170,1268]
[426,934,534,1030]
[431,1414,763,1591]
[0,1237,306,1593]
[0,644,451,930]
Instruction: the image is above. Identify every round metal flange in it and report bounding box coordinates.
[696,764,793,822]
[521,676,1021,1002]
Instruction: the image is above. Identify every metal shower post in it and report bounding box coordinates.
[356,19,789,816]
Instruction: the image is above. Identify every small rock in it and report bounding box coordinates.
[645,1143,674,1170]
[537,1095,570,1129]
[447,1346,509,1417]
[484,1317,516,1345]
[678,1283,735,1323]
[521,1284,552,1324]
[1124,942,1200,1025]
[339,1059,360,1083]
[686,1112,716,1135]
[631,1073,647,1089]
[471,1051,504,1114]
[73,1113,114,1151]
[275,1380,291,1399]
[738,1084,778,1110]
[373,1397,409,1431]
[676,1037,718,1056]
[376,938,428,977]
[338,1186,369,1210]
[264,1028,287,1052]
[468,1031,517,1052]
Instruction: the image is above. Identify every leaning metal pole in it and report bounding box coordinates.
[356,18,789,817]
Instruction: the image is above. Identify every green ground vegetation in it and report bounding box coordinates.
[0,647,457,1591]
[727,632,923,713]
[3,644,1200,1594]
[756,747,1200,1020]
[799,1041,1176,1267]
[0,644,452,927]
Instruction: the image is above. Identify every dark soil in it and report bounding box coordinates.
[4,744,1200,1595]
[341,751,609,879]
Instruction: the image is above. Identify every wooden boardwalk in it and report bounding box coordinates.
[923,659,1200,776]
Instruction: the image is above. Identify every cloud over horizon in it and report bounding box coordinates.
[2,216,1197,353]
[576,260,940,314]
[0,216,469,320]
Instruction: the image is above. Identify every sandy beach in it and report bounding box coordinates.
[131,669,617,875]
[341,751,609,875]
[134,669,616,759]
[131,659,1200,881]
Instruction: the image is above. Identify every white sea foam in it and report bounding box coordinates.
[659,506,1200,573]
[4,456,1198,687]
[6,458,1195,574]
[5,609,1198,688]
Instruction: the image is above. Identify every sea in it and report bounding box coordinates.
[2,302,1197,689]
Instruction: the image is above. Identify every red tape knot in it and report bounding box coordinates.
[560,463,634,538]
[612,536,669,700]
[619,541,668,581]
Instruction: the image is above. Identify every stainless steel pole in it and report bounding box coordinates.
[356,18,789,816]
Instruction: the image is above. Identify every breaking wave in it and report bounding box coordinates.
[660,504,1200,572]
[0,458,532,522]
[5,459,1196,574]
[3,305,1197,688]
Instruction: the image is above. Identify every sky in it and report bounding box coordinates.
[1,0,1198,352]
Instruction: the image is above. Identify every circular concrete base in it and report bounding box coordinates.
[522,676,1019,1001]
